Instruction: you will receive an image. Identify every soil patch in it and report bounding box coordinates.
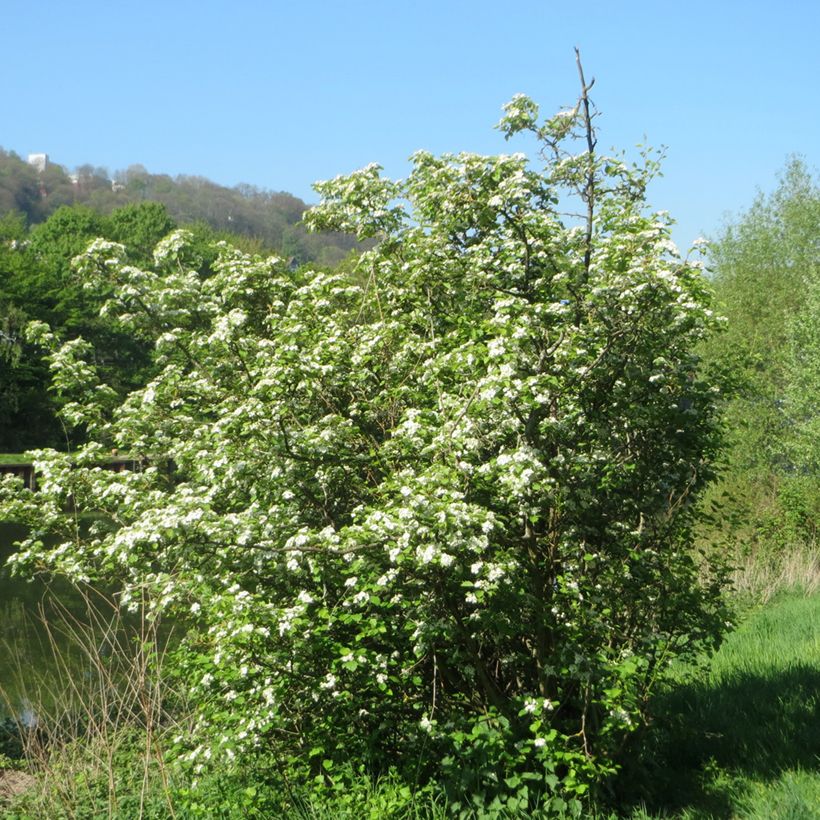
[0,767,36,799]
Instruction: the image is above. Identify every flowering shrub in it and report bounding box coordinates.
[1,81,729,814]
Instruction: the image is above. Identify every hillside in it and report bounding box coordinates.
[0,148,360,266]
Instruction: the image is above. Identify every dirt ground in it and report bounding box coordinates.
[0,767,36,800]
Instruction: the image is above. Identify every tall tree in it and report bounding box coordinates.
[106,201,176,262]
[707,157,820,548]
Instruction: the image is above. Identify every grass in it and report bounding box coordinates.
[0,588,186,819]
[615,590,820,819]
[2,570,818,817]
[0,454,30,465]
[731,547,820,604]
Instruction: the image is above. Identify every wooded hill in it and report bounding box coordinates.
[0,147,360,266]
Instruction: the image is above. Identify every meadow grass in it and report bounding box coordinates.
[0,589,184,819]
[731,547,820,604]
[616,590,820,819]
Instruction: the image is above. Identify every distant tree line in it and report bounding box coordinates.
[0,148,360,267]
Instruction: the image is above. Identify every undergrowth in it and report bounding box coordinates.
[2,570,818,818]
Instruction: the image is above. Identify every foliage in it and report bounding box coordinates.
[705,158,820,552]
[0,80,729,813]
[0,203,163,450]
[106,201,177,261]
[784,201,820,473]
[0,221,65,449]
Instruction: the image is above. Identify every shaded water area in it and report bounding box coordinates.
[2,523,71,721]
[0,522,150,728]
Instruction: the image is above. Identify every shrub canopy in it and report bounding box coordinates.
[1,84,728,813]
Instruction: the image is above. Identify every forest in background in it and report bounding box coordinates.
[0,147,367,452]
[0,148,359,266]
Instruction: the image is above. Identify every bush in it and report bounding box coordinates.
[1,66,729,813]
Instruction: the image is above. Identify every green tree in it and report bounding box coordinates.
[0,301,62,450]
[706,158,820,548]
[25,205,150,393]
[1,75,728,813]
[0,204,159,450]
[0,211,66,448]
[106,201,176,262]
[26,205,105,326]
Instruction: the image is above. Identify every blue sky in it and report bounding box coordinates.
[3,0,818,250]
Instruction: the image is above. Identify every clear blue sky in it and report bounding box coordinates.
[3,0,818,250]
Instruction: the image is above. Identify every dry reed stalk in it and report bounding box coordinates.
[0,584,191,818]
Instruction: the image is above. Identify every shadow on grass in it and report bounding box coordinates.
[613,664,820,818]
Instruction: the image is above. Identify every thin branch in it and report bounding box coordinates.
[575,47,597,284]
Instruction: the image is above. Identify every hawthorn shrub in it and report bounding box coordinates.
[1,79,729,815]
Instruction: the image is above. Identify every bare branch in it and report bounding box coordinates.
[575,47,597,284]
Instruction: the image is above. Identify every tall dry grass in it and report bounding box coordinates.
[0,586,190,819]
[730,544,820,603]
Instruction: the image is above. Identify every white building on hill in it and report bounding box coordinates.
[27,153,49,173]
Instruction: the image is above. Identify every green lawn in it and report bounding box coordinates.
[0,454,29,465]
[615,591,820,819]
